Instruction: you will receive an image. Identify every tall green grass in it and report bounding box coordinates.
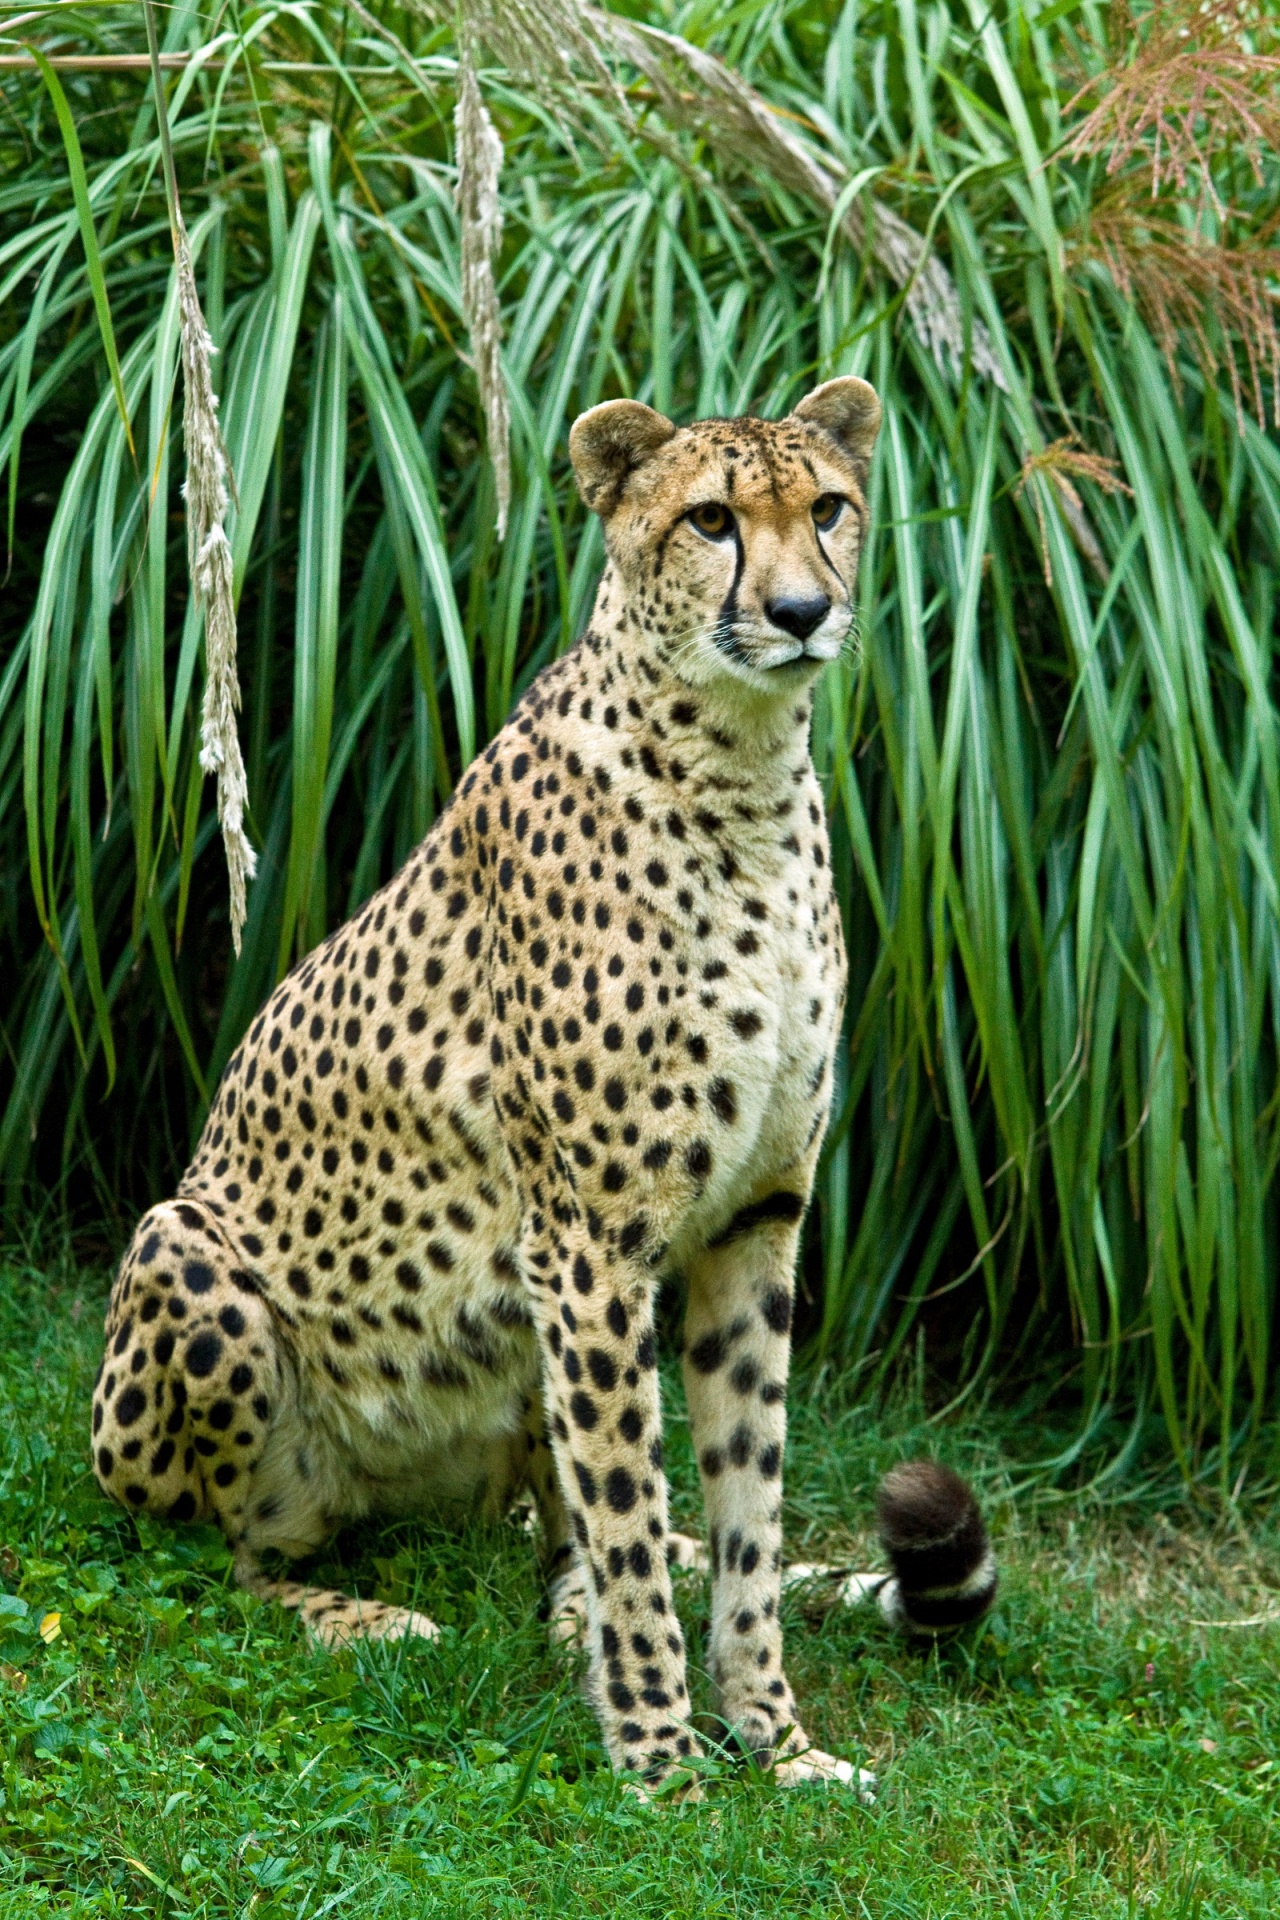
[2,0,1278,1482]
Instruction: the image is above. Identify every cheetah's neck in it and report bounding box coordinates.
[568,564,821,834]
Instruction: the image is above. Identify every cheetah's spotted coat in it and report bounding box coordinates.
[94,378,887,1788]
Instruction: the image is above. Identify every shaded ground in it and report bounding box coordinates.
[1,1250,1277,1917]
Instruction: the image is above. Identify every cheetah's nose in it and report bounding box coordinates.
[764,592,831,642]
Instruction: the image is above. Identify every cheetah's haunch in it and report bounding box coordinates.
[93,377,992,1790]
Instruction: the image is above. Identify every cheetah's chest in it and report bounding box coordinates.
[744,896,840,1155]
[666,857,844,1257]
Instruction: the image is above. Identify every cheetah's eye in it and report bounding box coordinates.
[811,494,845,531]
[688,502,735,540]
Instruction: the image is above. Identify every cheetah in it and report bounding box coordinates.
[92,377,996,1792]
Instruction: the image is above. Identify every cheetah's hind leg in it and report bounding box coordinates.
[91,1198,283,1534]
[92,1199,438,1652]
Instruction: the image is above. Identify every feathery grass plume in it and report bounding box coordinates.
[439,0,1007,389]
[455,32,511,538]
[1016,435,1132,587]
[598,14,1007,390]
[1065,3,1280,428]
[182,236,257,953]
[459,0,620,102]
[1065,0,1280,208]
[1080,201,1280,430]
[144,0,255,953]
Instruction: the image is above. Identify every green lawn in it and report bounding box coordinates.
[1,1251,1276,1918]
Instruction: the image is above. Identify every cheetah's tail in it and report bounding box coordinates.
[874,1459,997,1635]
[781,1460,997,1633]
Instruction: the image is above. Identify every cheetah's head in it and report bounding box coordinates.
[569,379,881,693]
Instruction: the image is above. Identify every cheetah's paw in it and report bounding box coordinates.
[302,1599,440,1649]
[772,1746,876,1802]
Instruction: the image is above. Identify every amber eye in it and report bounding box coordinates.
[812,493,844,531]
[688,501,734,539]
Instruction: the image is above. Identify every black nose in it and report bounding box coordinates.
[764,592,831,641]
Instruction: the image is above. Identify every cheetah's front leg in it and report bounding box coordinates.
[683,1197,861,1790]
[524,1219,699,1785]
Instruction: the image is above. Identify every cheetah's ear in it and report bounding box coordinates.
[569,399,677,518]
[791,377,882,478]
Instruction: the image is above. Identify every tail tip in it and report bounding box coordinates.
[875,1459,997,1635]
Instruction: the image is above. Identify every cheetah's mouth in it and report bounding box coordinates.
[710,616,849,679]
[759,632,848,672]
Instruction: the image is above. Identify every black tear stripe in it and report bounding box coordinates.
[712,525,747,665]
[709,1190,806,1248]
[816,535,849,596]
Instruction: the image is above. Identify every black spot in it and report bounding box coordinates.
[115,1385,146,1427]
[731,1357,760,1394]
[605,1467,637,1513]
[761,1286,793,1334]
[685,1140,712,1181]
[587,1348,617,1391]
[619,1216,647,1257]
[186,1331,223,1378]
[574,1460,598,1505]
[689,1330,726,1373]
